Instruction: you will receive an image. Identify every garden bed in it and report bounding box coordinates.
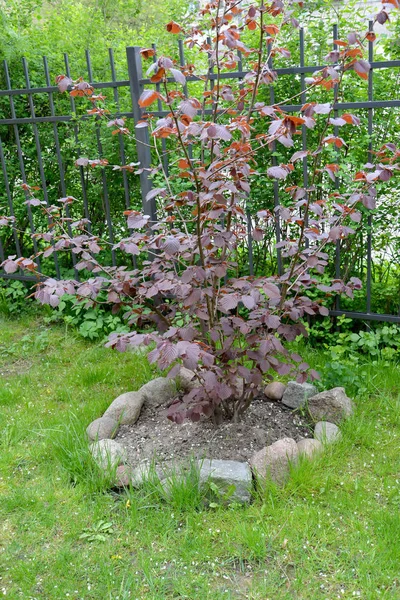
[115,394,312,471]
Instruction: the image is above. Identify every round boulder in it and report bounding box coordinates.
[297,438,323,459]
[249,437,299,486]
[264,382,286,402]
[90,439,127,471]
[103,391,145,425]
[281,381,318,409]
[86,416,118,441]
[308,387,353,424]
[140,377,177,407]
[115,463,160,488]
[314,421,341,444]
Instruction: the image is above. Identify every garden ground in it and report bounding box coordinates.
[0,315,399,599]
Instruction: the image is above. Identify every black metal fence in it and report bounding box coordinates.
[0,25,400,323]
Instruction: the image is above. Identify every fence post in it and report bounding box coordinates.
[126,46,157,222]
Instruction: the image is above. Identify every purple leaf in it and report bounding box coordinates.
[170,68,186,85]
[219,293,239,312]
[163,236,180,256]
[314,103,331,114]
[354,60,371,76]
[75,157,89,167]
[267,166,289,180]
[56,75,73,93]
[263,282,281,299]
[146,187,166,202]
[290,150,308,163]
[242,295,256,310]
[347,32,358,45]
[329,117,347,127]
[3,260,18,274]
[127,212,150,229]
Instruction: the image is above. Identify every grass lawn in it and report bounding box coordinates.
[0,315,399,599]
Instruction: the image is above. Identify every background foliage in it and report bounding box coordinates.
[0,0,399,328]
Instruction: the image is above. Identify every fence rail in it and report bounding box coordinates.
[0,24,400,323]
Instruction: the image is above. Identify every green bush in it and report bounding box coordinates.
[45,293,131,340]
[0,280,31,315]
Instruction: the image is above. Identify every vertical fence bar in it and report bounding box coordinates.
[246,210,254,276]
[207,36,215,98]
[64,53,92,233]
[0,137,22,258]
[0,141,6,260]
[22,57,61,279]
[108,48,137,269]
[3,60,41,271]
[108,48,136,269]
[267,47,283,276]
[151,43,169,176]
[206,35,217,135]
[109,48,131,211]
[43,55,79,280]
[236,47,254,275]
[366,21,374,314]
[126,46,156,222]
[85,50,116,266]
[333,24,341,314]
[299,28,309,249]
[178,39,192,160]
[178,39,189,98]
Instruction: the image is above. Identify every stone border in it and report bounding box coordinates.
[87,373,353,505]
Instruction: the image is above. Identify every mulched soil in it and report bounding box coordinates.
[115,395,313,471]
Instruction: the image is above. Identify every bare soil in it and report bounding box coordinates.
[115,395,313,470]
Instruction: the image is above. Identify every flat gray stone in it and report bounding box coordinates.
[199,459,252,504]
[314,421,341,444]
[281,381,317,409]
[264,382,286,402]
[103,391,144,425]
[90,439,127,471]
[297,438,323,459]
[140,377,177,407]
[86,416,118,441]
[249,437,299,485]
[308,387,353,424]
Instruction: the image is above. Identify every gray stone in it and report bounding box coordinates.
[199,459,253,504]
[114,463,161,488]
[90,439,127,471]
[131,463,160,487]
[114,465,133,487]
[281,381,318,409]
[297,438,323,459]
[140,377,177,407]
[86,416,118,441]
[264,382,286,402]
[249,437,299,485]
[176,367,197,391]
[233,377,244,400]
[103,391,145,425]
[308,387,353,424]
[314,421,341,444]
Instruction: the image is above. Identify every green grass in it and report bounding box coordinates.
[0,315,399,599]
